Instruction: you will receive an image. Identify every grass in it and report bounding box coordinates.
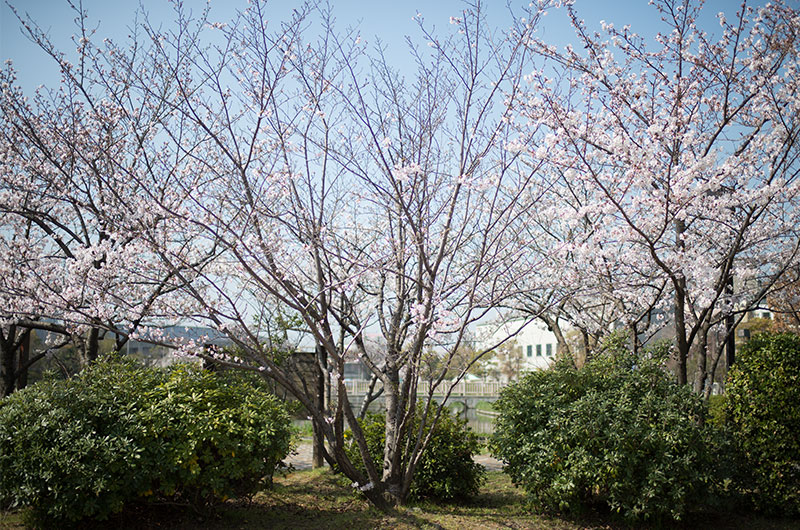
[475,401,496,412]
[475,401,500,424]
[0,509,25,529]
[0,471,569,530]
[447,402,467,414]
[2,470,799,529]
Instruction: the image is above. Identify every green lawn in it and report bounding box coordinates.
[2,470,798,529]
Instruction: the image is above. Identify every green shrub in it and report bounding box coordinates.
[0,356,292,524]
[490,342,715,523]
[726,332,800,515]
[344,404,485,501]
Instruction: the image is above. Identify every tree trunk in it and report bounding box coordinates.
[694,323,710,394]
[82,327,100,366]
[674,219,689,385]
[580,328,591,366]
[674,286,689,385]
[725,276,736,370]
[359,373,383,420]
[0,326,17,398]
[630,322,640,356]
[705,333,725,400]
[312,344,327,468]
[541,315,570,359]
[16,329,31,391]
[382,365,405,505]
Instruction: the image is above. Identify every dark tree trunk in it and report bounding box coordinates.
[382,363,406,505]
[580,328,591,366]
[674,218,689,385]
[16,329,31,391]
[0,326,17,398]
[82,327,100,366]
[694,323,710,394]
[674,286,689,385]
[725,277,736,370]
[630,322,640,356]
[541,315,570,359]
[312,343,327,468]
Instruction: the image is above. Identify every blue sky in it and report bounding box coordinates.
[2,0,746,95]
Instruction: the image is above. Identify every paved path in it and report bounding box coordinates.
[286,441,503,472]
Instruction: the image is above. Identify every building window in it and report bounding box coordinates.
[536,344,542,356]
[546,343,552,356]
[526,345,532,357]
[762,312,772,320]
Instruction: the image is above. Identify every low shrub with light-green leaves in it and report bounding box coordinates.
[491,338,716,523]
[726,331,800,515]
[344,403,485,501]
[0,355,292,525]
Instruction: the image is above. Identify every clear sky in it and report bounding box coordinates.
[1,0,752,95]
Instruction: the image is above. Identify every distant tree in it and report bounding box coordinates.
[769,266,800,333]
[481,339,523,382]
[420,342,484,382]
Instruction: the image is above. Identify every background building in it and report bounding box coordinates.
[477,318,559,381]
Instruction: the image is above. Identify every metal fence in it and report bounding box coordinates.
[341,379,504,397]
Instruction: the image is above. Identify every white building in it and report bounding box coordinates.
[477,318,560,378]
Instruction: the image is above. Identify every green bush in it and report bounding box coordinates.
[490,341,715,523]
[344,404,485,501]
[726,332,800,515]
[0,356,292,524]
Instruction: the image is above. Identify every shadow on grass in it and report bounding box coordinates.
[3,470,798,530]
[97,469,390,530]
[409,472,800,530]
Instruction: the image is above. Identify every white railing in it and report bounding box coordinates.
[341,379,504,397]
[342,380,375,395]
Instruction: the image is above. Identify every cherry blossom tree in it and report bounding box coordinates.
[130,0,555,506]
[0,0,557,508]
[0,2,212,394]
[10,0,796,508]
[508,198,669,362]
[516,0,800,389]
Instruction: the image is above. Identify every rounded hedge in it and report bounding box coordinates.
[726,332,800,515]
[490,342,715,523]
[0,356,292,524]
[344,404,485,501]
